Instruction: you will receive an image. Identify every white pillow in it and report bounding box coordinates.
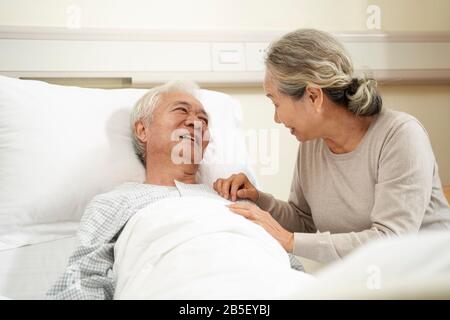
[0,76,255,251]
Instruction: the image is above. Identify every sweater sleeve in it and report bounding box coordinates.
[292,120,435,263]
[256,146,316,233]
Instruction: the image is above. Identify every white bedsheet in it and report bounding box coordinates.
[0,235,77,299]
[113,196,315,299]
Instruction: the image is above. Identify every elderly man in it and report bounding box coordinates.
[47,81,303,300]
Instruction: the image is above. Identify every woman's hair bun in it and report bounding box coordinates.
[346,76,382,116]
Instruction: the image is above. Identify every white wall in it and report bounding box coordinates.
[1,0,450,31]
[1,0,449,200]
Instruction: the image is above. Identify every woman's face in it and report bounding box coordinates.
[263,73,323,142]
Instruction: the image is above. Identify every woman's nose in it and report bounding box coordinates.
[274,111,281,124]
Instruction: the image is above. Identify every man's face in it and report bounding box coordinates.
[144,92,209,165]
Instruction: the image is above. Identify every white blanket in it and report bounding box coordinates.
[296,231,450,299]
[113,196,314,299]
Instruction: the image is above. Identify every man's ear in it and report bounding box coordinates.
[305,86,324,112]
[134,120,148,143]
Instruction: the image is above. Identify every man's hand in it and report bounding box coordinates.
[227,202,294,252]
[213,173,259,202]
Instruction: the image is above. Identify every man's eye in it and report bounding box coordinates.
[175,107,187,112]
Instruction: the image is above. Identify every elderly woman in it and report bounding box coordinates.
[214,29,450,263]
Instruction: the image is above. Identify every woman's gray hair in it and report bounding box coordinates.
[265,28,382,116]
[130,80,200,166]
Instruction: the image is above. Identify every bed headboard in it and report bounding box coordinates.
[1,26,450,87]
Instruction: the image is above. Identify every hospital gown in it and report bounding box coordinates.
[47,181,304,300]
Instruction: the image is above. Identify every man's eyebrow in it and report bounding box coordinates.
[171,101,192,108]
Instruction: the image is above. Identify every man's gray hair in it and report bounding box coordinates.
[130,80,200,166]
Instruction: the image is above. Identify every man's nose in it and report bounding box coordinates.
[184,114,195,126]
[184,115,202,128]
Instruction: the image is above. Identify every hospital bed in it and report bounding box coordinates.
[1,76,449,300]
[0,236,77,299]
[1,229,450,299]
[0,75,262,299]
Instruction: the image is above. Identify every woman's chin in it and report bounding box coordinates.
[290,128,305,142]
[294,133,307,142]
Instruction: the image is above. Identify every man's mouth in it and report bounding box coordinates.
[179,133,196,143]
[289,128,295,135]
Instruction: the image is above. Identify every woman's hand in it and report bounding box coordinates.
[213,173,259,202]
[227,202,294,252]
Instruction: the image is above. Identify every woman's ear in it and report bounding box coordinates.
[134,120,148,143]
[305,86,324,112]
